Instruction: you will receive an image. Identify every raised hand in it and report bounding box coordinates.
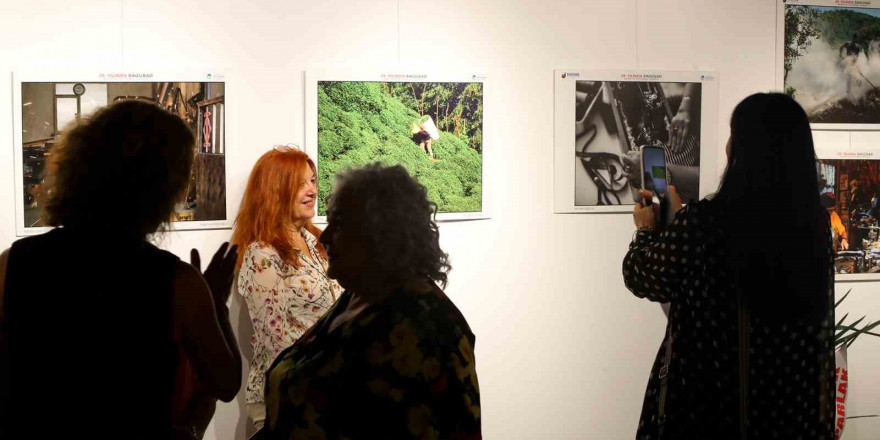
[191,242,239,307]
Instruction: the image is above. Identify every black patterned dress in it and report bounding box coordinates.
[263,283,481,440]
[622,200,836,440]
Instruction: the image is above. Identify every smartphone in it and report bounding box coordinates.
[640,146,668,195]
[640,146,676,227]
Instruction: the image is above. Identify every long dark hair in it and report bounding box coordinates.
[714,93,829,317]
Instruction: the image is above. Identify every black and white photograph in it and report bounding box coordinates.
[554,70,718,213]
[779,0,880,128]
[575,80,700,206]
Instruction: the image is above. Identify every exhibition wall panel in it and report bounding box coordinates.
[1,0,878,439]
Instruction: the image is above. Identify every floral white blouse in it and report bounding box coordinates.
[237,228,341,404]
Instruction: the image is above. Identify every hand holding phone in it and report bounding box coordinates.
[640,146,676,228]
[634,189,656,230]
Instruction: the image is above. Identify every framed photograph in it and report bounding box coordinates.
[553,70,719,213]
[12,70,232,236]
[817,146,880,281]
[778,0,880,129]
[305,70,490,222]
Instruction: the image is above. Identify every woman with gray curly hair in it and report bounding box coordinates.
[260,163,481,439]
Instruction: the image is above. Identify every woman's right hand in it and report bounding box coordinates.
[190,242,239,307]
[634,190,656,229]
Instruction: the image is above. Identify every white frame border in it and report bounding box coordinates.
[776,0,880,130]
[816,146,880,281]
[553,69,720,214]
[305,69,492,223]
[11,70,234,236]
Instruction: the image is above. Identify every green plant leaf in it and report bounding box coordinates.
[835,315,866,340]
[836,319,880,348]
[845,320,880,348]
[835,289,852,309]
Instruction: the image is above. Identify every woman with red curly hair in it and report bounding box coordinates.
[231,146,341,430]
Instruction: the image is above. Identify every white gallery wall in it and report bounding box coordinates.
[0,1,877,439]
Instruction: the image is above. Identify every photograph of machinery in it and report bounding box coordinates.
[573,80,701,206]
[818,159,880,273]
[19,81,226,230]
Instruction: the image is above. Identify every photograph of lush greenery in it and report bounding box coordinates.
[317,80,483,215]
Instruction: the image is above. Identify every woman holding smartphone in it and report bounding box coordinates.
[623,93,835,439]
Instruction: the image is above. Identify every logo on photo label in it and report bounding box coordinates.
[620,73,662,80]
[701,74,715,81]
[98,72,154,79]
[380,73,428,80]
[836,151,876,158]
[562,72,580,79]
[835,0,871,6]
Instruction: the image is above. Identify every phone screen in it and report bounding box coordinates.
[642,146,668,195]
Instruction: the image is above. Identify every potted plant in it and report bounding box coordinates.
[834,289,880,440]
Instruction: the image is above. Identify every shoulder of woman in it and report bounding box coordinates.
[174,259,208,292]
[247,241,279,256]
[676,199,717,223]
[404,286,475,344]
[242,242,283,266]
[172,260,212,312]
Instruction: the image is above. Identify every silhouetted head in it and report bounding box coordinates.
[718,93,818,208]
[715,93,828,317]
[320,164,450,294]
[41,100,195,239]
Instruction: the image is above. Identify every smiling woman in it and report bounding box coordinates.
[230,146,341,431]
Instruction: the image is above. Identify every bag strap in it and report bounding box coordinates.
[658,301,676,432]
[737,288,750,440]
[658,292,749,438]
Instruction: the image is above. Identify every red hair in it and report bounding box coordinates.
[232,146,326,269]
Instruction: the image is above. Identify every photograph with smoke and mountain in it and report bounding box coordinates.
[784,4,880,123]
[316,81,483,215]
[573,80,701,206]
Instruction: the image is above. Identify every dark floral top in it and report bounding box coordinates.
[263,283,481,440]
[623,200,835,440]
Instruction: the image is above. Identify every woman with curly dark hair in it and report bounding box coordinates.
[0,100,241,439]
[261,163,481,439]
